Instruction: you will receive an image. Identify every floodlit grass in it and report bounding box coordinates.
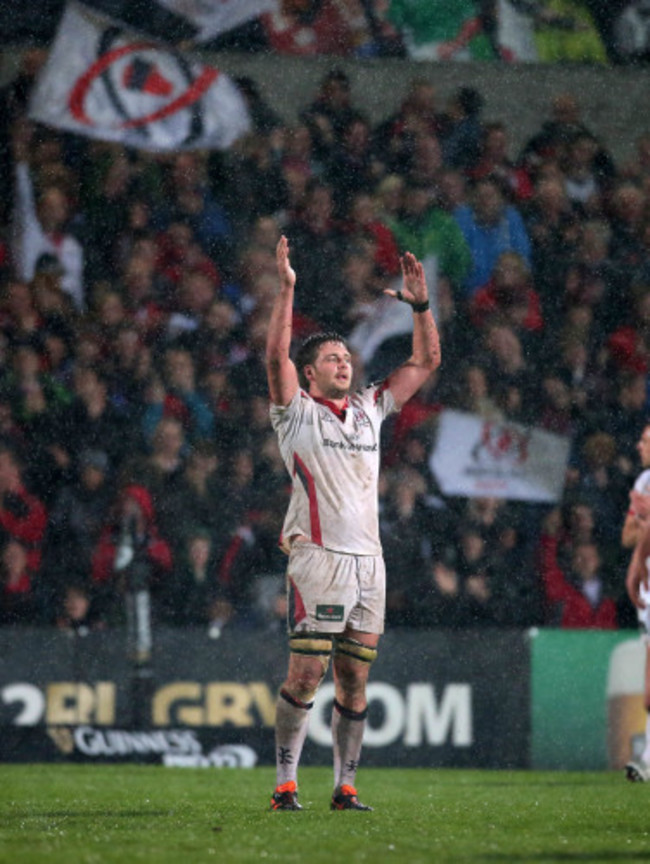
[1,765,650,863]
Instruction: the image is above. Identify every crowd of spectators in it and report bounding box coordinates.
[4,3,649,68]
[0,44,649,638]
[182,2,649,67]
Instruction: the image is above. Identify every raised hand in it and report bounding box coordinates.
[384,252,428,306]
[276,235,296,292]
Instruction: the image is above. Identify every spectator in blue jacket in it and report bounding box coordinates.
[454,175,532,297]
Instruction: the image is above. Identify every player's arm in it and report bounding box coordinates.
[384,252,441,410]
[626,522,650,609]
[622,491,650,548]
[622,511,641,549]
[266,235,300,407]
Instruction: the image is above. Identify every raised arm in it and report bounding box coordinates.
[266,235,300,407]
[384,252,441,409]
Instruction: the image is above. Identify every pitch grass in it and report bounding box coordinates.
[2,766,650,864]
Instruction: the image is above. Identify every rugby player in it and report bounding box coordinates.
[623,424,650,781]
[266,235,441,810]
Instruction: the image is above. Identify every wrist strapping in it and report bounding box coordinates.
[396,291,430,313]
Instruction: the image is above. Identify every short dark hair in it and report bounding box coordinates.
[295,332,348,390]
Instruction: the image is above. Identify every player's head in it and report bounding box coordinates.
[295,332,351,397]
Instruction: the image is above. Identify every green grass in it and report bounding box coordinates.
[1,765,650,863]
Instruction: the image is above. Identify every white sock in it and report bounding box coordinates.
[642,713,650,765]
[275,689,311,787]
[332,699,367,791]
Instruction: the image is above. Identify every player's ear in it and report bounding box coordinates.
[304,364,315,382]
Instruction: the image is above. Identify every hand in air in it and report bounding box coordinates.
[384,252,427,306]
[276,235,296,291]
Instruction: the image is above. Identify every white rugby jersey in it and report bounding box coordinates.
[270,383,398,555]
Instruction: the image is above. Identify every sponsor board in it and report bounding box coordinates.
[0,628,530,768]
[3,725,260,767]
[531,628,639,770]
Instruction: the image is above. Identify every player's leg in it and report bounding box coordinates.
[271,634,332,809]
[330,628,378,811]
[626,604,650,782]
[627,645,650,781]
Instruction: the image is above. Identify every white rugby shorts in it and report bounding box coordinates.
[286,540,385,636]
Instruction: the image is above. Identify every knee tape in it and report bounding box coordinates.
[288,633,333,702]
[289,633,333,676]
[333,699,368,721]
[334,637,378,665]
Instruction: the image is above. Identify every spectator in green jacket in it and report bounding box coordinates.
[385,179,472,301]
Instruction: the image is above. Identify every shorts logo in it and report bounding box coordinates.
[316,604,344,622]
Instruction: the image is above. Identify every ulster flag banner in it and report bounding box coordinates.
[429,410,570,502]
[29,2,251,152]
[155,0,278,44]
[83,0,278,45]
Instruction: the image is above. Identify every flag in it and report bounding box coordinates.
[429,410,570,502]
[496,0,538,62]
[29,1,251,152]
[155,0,278,44]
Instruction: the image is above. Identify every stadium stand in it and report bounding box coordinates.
[0,1,648,636]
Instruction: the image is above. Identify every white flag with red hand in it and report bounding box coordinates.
[430,410,570,502]
[29,1,251,152]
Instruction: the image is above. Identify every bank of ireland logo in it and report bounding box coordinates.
[68,27,217,145]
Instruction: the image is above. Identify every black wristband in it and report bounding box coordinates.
[411,300,430,313]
